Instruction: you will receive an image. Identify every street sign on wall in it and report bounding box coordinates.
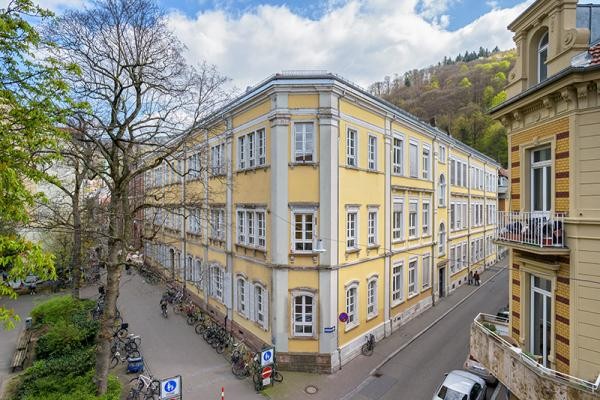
[260,347,274,367]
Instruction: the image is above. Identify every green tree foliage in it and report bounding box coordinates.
[369,50,516,167]
[0,1,76,329]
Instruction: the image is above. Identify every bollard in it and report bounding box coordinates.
[221,387,224,400]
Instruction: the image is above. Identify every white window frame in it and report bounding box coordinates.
[291,208,317,253]
[236,207,266,249]
[238,135,246,170]
[392,261,404,305]
[211,143,225,175]
[538,32,548,83]
[367,208,378,246]
[346,128,358,167]
[439,144,446,163]
[393,135,404,175]
[422,201,430,236]
[346,208,359,250]
[439,174,446,207]
[408,200,418,238]
[254,283,268,329]
[368,134,377,170]
[237,277,247,316]
[367,276,378,319]
[345,282,359,330]
[291,291,315,337]
[210,265,224,302]
[422,144,431,180]
[293,122,315,163]
[392,199,404,242]
[531,146,552,213]
[257,128,266,166]
[439,223,446,255]
[408,258,418,297]
[422,254,431,290]
[409,140,419,178]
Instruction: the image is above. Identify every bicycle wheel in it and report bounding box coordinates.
[253,372,263,391]
[273,371,283,383]
[125,341,138,353]
[194,322,206,335]
[231,363,248,379]
[109,356,119,369]
[216,343,225,354]
[186,315,197,325]
[116,327,128,339]
[127,388,141,400]
[361,342,374,357]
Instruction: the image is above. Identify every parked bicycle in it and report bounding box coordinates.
[110,348,141,369]
[361,333,375,356]
[160,295,168,318]
[128,373,160,400]
[231,345,255,379]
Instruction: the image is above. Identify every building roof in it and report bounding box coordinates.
[195,71,501,167]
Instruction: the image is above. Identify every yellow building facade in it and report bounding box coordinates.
[143,73,499,372]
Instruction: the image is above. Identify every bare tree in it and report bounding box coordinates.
[45,0,230,393]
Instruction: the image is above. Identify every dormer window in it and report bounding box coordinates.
[538,32,548,83]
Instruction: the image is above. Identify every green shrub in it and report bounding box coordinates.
[482,321,497,333]
[23,348,95,384]
[30,295,94,327]
[19,370,121,400]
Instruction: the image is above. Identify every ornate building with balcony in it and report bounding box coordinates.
[477,0,600,398]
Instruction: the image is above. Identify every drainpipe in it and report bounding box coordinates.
[467,154,472,281]
[431,136,437,307]
[182,142,188,294]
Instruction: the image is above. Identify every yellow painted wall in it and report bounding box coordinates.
[288,94,319,109]
[233,100,270,127]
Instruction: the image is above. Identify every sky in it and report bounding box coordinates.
[9,0,600,89]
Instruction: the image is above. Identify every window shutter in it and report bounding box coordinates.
[223,271,232,307]
[247,282,255,321]
[233,279,239,313]
[262,288,269,330]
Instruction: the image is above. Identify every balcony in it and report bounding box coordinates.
[470,314,600,400]
[495,211,568,254]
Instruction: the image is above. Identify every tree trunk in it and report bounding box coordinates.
[71,178,81,298]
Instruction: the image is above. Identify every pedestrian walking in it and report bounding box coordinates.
[468,271,473,285]
[474,271,480,286]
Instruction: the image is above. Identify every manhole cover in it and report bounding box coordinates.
[305,385,318,395]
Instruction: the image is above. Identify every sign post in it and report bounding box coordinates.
[261,365,273,386]
[160,375,182,400]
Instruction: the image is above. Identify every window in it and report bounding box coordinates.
[294,122,314,162]
[346,285,358,327]
[257,129,266,165]
[392,200,404,241]
[346,128,357,167]
[237,278,246,315]
[367,209,377,246]
[439,144,446,163]
[293,211,315,252]
[293,294,314,336]
[538,32,548,83]
[422,201,430,236]
[367,278,378,318]
[188,208,201,235]
[210,208,225,240]
[255,284,267,328]
[247,132,255,168]
[392,262,404,303]
[450,246,456,272]
[211,143,225,175]
[409,141,418,178]
[439,174,446,206]
[439,223,446,255]
[450,159,456,185]
[450,203,456,231]
[346,209,358,250]
[193,259,202,284]
[408,201,418,238]
[408,259,417,296]
[186,255,193,281]
[393,136,404,174]
[368,135,377,170]
[238,136,246,169]
[422,145,430,179]
[237,208,266,249]
[422,254,431,289]
[531,146,551,212]
[462,242,467,267]
[456,245,462,270]
[210,265,224,301]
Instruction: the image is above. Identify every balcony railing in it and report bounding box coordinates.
[495,211,566,248]
[470,313,600,400]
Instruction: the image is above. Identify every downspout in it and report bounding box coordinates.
[467,154,472,280]
[431,136,437,307]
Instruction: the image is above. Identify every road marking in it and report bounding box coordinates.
[341,264,507,400]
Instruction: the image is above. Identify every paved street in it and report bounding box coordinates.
[113,271,265,400]
[266,258,508,400]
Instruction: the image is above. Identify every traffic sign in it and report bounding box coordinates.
[160,375,182,400]
[260,347,274,367]
[324,326,336,333]
[261,366,273,379]
[339,312,348,323]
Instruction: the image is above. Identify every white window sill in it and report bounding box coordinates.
[346,247,360,254]
[290,334,318,341]
[344,322,359,333]
[366,313,378,322]
[408,292,418,300]
[421,285,431,293]
[391,298,404,308]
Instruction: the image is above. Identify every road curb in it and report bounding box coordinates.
[341,264,507,400]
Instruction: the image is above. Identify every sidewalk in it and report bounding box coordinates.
[264,258,508,400]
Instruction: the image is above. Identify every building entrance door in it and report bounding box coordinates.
[438,267,446,298]
[530,276,552,366]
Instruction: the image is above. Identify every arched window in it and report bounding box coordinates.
[538,32,548,83]
[438,174,446,206]
[345,283,359,328]
[291,292,315,337]
[439,223,446,255]
[210,265,224,301]
[367,277,378,319]
[236,277,247,316]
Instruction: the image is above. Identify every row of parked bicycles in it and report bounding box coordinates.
[159,283,283,391]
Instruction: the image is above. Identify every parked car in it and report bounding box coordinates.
[496,306,509,321]
[433,370,487,400]
[464,356,498,386]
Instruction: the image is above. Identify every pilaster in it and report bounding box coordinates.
[384,117,392,335]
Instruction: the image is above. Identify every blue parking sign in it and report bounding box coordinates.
[261,347,274,367]
[160,375,181,399]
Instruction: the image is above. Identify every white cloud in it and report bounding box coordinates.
[168,0,531,89]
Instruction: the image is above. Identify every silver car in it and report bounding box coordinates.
[433,370,487,400]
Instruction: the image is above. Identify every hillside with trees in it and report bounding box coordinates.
[369,48,516,167]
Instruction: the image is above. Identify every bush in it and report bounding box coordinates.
[19,370,121,400]
[30,295,94,327]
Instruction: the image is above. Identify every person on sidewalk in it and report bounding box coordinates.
[468,271,473,285]
[474,271,481,286]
